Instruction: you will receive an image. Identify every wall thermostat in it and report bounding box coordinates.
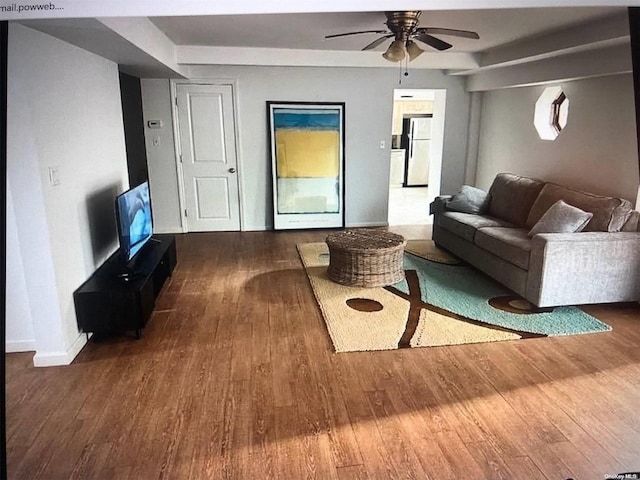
[147,120,163,129]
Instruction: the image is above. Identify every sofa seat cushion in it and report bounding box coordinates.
[475,227,532,270]
[525,182,633,232]
[438,212,515,243]
[487,173,545,226]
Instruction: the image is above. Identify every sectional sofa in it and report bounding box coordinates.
[431,173,640,307]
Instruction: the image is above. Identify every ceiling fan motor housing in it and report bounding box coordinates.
[385,11,421,39]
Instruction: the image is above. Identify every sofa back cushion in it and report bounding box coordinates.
[525,183,633,232]
[487,173,545,226]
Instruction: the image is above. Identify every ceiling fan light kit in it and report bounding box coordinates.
[383,38,407,62]
[406,40,424,61]
[325,10,479,63]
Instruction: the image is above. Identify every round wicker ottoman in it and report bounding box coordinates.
[326,230,406,287]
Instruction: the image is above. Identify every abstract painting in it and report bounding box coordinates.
[268,102,345,230]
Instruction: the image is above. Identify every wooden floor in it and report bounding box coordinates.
[6,227,640,479]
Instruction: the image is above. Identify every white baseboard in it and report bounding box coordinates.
[6,339,36,353]
[242,225,268,231]
[346,221,388,228]
[33,333,89,367]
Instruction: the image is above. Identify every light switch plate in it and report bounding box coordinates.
[48,166,61,186]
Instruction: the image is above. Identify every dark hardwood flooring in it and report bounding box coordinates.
[6,227,640,479]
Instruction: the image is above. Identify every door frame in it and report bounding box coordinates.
[170,79,244,233]
[388,88,446,226]
[426,90,446,213]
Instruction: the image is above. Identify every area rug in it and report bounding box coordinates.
[297,242,612,352]
[404,239,461,265]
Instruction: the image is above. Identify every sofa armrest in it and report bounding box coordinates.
[526,232,640,307]
[429,195,452,216]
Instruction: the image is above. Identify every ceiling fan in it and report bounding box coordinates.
[325,11,479,62]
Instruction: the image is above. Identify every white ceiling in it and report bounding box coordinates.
[18,6,631,80]
[149,8,623,54]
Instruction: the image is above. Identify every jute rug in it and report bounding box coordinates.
[404,239,461,265]
[297,242,611,353]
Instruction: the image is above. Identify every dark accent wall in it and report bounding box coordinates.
[119,72,148,188]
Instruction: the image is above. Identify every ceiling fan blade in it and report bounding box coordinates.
[420,27,480,39]
[414,32,453,51]
[362,35,394,51]
[325,30,389,39]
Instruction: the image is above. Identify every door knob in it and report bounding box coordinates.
[228,168,236,173]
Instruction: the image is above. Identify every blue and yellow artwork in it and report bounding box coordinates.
[272,107,343,215]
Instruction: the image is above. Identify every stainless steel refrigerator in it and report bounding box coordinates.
[405,116,432,186]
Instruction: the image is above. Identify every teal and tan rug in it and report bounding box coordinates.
[297,242,612,353]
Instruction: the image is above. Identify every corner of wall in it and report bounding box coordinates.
[464,91,483,186]
[33,333,88,367]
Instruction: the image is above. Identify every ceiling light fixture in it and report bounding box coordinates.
[325,10,479,64]
[405,40,424,61]
[382,38,407,62]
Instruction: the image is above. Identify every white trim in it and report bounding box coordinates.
[32,333,89,367]
[346,221,389,228]
[6,339,36,353]
[169,80,188,234]
[230,79,246,232]
[242,225,269,231]
[426,90,447,208]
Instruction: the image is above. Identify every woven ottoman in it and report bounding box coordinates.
[326,230,406,287]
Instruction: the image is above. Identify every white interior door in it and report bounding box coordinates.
[175,84,240,232]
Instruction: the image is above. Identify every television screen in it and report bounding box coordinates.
[115,181,153,262]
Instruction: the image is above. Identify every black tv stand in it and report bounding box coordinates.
[74,235,177,338]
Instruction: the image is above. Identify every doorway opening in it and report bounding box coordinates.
[388,88,446,226]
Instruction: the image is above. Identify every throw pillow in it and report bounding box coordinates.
[527,200,593,237]
[446,185,490,215]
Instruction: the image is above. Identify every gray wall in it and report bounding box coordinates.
[475,74,639,202]
[6,182,35,352]
[142,65,471,231]
[7,24,129,364]
[141,79,183,233]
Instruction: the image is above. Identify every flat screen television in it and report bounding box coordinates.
[115,181,153,263]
